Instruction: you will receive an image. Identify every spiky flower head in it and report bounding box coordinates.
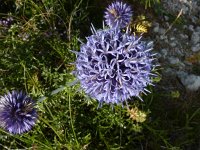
[104,1,132,28]
[0,90,37,134]
[75,26,155,105]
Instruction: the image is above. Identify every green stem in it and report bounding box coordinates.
[40,116,63,142]
[68,93,80,148]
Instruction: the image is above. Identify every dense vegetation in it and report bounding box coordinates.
[0,0,199,149]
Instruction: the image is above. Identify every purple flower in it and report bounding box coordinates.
[104,1,132,28]
[0,91,37,134]
[75,26,155,105]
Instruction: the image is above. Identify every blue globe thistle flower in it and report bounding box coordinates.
[75,26,156,105]
[0,91,37,134]
[104,1,132,28]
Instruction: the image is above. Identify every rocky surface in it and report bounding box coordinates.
[177,71,200,91]
[150,0,200,92]
[162,0,200,17]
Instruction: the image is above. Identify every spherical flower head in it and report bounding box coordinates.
[75,27,155,105]
[0,91,37,134]
[104,1,132,28]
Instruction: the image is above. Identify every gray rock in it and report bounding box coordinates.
[180,34,188,39]
[160,49,168,58]
[191,32,200,44]
[191,16,198,24]
[183,25,187,29]
[170,42,177,47]
[168,56,180,65]
[160,35,167,40]
[153,26,159,33]
[165,22,170,27]
[175,49,184,57]
[151,1,200,93]
[196,26,200,32]
[177,71,200,91]
[158,28,166,35]
[188,25,194,31]
[170,37,175,41]
[164,39,169,43]
[164,16,169,21]
[191,44,200,52]
[163,0,200,17]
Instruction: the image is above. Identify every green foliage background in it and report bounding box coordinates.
[0,0,200,149]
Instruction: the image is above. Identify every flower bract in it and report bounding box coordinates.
[75,26,155,105]
[104,1,132,28]
[0,90,37,134]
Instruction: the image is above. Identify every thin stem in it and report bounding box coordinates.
[39,116,63,142]
[68,93,80,148]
